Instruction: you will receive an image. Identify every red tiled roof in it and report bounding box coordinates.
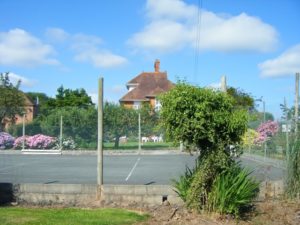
[120,72,173,102]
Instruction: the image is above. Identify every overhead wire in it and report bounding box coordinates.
[193,0,203,84]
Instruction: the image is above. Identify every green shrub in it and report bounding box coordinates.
[207,162,259,217]
[286,139,300,198]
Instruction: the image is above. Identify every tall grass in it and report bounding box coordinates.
[207,163,259,217]
[286,139,300,198]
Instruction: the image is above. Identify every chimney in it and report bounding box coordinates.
[154,59,160,72]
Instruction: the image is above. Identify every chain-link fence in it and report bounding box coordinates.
[0,106,176,151]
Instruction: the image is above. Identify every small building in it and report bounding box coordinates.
[119,59,174,110]
[3,94,37,129]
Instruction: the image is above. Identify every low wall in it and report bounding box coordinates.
[0,180,285,206]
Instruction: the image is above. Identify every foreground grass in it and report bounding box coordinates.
[0,207,148,225]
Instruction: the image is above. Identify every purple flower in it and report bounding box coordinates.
[14,134,56,149]
[254,120,279,145]
[0,132,15,149]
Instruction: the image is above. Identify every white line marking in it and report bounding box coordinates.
[125,157,140,181]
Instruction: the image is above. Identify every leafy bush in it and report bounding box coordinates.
[53,137,76,150]
[286,139,300,198]
[207,162,259,217]
[14,134,56,149]
[0,132,15,149]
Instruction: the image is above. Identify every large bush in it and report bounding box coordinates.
[160,82,250,212]
[0,132,15,149]
[14,134,56,149]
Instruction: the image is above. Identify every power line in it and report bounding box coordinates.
[193,0,203,84]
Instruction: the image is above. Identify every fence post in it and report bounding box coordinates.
[59,115,63,150]
[138,112,141,153]
[22,114,25,150]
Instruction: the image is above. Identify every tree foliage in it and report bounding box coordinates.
[0,72,25,131]
[46,86,94,109]
[227,87,254,111]
[39,107,97,149]
[159,82,248,151]
[104,102,137,148]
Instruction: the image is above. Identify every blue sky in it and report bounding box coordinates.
[0,0,300,118]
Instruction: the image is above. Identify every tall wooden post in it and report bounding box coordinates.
[97,77,104,200]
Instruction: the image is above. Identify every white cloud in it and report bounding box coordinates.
[259,44,300,77]
[0,29,59,67]
[71,33,102,50]
[75,49,127,68]
[7,72,36,87]
[45,28,69,42]
[72,34,127,68]
[128,0,278,53]
[88,92,98,104]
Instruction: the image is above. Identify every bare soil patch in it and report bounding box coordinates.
[133,200,300,225]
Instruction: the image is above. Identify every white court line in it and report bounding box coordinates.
[125,157,140,181]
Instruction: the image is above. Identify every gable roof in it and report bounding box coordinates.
[120,72,174,102]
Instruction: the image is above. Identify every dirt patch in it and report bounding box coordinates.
[133,200,300,225]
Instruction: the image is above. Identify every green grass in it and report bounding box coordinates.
[0,207,149,225]
[104,141,175,150]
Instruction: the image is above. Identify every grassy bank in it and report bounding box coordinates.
[0,207,148,225]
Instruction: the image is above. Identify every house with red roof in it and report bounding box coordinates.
[119,59,174,110]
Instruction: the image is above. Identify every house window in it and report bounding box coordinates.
[155,99,161,111]
[133,101,141,110]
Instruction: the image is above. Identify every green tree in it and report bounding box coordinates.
[104,102,137,148]
[139,103,160,136]
[0,72,25,131]
[39,106,97,149]
[159,82,248,210]
[46,86,94,108]
[227,87,254,111]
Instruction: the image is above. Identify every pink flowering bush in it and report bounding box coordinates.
[254,120,279,145]
[14,134,56,149]
[0,132,15,149]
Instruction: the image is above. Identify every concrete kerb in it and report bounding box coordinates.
[12,183,183,206]
[4,181,285,206]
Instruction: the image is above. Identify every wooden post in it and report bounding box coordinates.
[97,77,104,200]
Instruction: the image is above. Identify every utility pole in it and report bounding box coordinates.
[295,73,299,136]
[284,97,289,162]
[97,77,104,200]
[263,100,266,160]
[220,75,227,92]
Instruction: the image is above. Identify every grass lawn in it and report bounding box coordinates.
[0,207,149,225]
[104,141,175,150]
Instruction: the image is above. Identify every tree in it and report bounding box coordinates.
[46,86,94,109]
[159,82,248,151]
[0,72,25,131]
[104,102,137,148]
[227,87,255,111]
[138,103,160,136]
[39,107,97,149]
[159,82,248,209]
